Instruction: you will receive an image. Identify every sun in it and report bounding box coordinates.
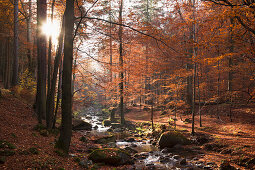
[41,20,60,44]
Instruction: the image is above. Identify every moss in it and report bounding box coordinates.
[29,147,39,155]
[33,124,46,131]
[40,129,49,137]
[0,150,15,156]
[54,150,66,157]
[32,132,38,137]
[0,156,6,164]
[158,131,190,149]
[88,148,132,165]
[79,136,87,143]
[73,157,80,163]
[49,129,59,136]
[102,119,111,126]
[0,141,16,149]
[102,109,111,116]
[10,133,17,138]
[18,149,30,155]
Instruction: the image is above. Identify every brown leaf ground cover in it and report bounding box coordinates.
[0,92,83,169]
[1,89,255,169]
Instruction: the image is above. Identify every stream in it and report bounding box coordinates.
[78,106,215,169]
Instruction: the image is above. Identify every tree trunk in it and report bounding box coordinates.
[12,0,19,86]
[228,17,234,122]
[56,0,74,153]
[47,0,55,98]
[27,0,32,73]
[191,0,196,136]
[53,55,63,129]
[118,0,125,125]
[36,0,47,123]
[46,17,64,129]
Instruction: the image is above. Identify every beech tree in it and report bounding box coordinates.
[56,0,74,153]
[36,0,47,123]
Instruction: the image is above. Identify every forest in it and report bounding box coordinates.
[0,0,255,169]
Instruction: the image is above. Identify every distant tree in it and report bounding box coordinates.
[12,0,19,86]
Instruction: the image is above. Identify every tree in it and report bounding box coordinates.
[118,0,125,125]
[36,0,47,123]
[12,0,19,86]
[56,0,74,153]
[46,17,64,129]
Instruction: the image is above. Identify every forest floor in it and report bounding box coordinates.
[125,104,255,169]
[1,89,255,169]
[0,90,83,169]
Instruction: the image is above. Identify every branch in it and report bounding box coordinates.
[235,16,255,36]
[73,0,100,39]
[76,47,117,65]
[83,16,181,54]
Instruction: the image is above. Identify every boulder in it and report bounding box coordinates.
[124,147,138,154]
[72,119,92,131]
[94,135,116,144]
[158,131,189,149]
[102,119,111,127]
[125,137,136,142]
[88,148,133,165]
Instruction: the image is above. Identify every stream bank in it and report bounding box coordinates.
[74,106,221,169]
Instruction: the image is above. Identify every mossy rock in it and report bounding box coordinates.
[40,129,49,137]
[72,119,92,131]
[88,148,133,165]
[102,109,111,116]
[102,119,111,127]
[0,150,15,156]
[94,135,116,144]
[0,140,16,149]
[158,131,190,149]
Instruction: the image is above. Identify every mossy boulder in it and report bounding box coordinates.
[102,119,111,127]
[94,135,116,144]
[88,148,133,165]
[72,119,92,131]
[158,131,190,149]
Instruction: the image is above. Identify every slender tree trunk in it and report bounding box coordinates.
[27,0,32,73]
[53,56,63,129]
[191,0,196,136]
[228,17,234,122]
[118,0,125,125]
[46,17,64,129]
[36,0,47,123]
[12,0,19,86]
[57,0,74,153]
[109,2,113,82]
[151,95,154,131]
[47,0,55,97]
[4,38,11,89]
[197,64,202,127]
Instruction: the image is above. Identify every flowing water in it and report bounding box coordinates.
[79,107,207,169]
